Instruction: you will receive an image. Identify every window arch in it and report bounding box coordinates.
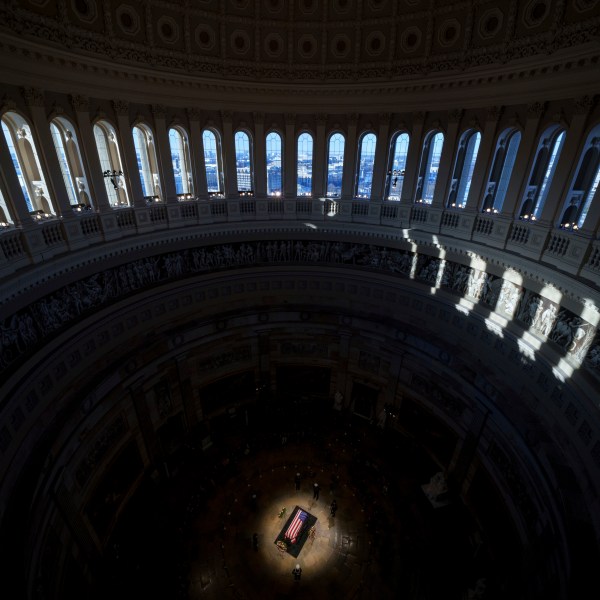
[482,128,521,213]
[133,124,162,201]
[519,126,566,220]
[415,131,444,204]
[355,132,377,198]
[266,131,283,196]
[447,130,481,208]
[297,132,313,196]
[202,128,224,195]
[169,126,193,197]
[50,117,90,209]
[326,132,345,197]
[386,132,410,201]
[560,125,600,229]
[93,120,129,207]
[2,111,55,216]
[234,130,253,194]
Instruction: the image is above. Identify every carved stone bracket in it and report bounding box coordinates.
[316,113,328,126]
[221,110,233,123]
[187,107,201,121]
[1,95,17,113]
[285,113,295,125]
[413,111,426,125]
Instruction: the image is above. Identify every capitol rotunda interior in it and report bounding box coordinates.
[0,1,600,599]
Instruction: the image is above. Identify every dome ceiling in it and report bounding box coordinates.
[3,0,600,83]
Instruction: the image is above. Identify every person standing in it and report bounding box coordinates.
[313,482,320,500]
[292,564,302,580]
[330,499,337,517]
[295,472,301,490]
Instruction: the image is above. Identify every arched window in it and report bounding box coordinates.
[519,127,566,220]
[202,129,224,195]
[447,130,481,208]
[386,132,410,201]
[234,130,253,194]
[266,131,283,196]
[355,132,377,198]
[560,126,600,229]
[297,132,313,196]
[93,120,129,207]
[326,132,345,197]
[50,117,90,209]
[482,128,521,213]
[133,124,162,201]
[169,127,193,197]
[415,131,444,204]
[2,111,55,216]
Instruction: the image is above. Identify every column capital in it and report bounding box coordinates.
[316,113,327,126]
[412,111,426,125]
[1,95,17,112]
[526,101,546,119]
[187,107,201,121]
[574,95,595,115]
[486,105,503,122]
[152,104,167,119]
[284,113,295,126]
[220,110,233,123]
[21,87,45,107]
[70,94,90,112]
[253,111,265,124]
[448,108,463,124]
[112,99,130,117]
[348,113,359,125]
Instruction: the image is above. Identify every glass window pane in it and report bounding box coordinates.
[133,126,153,197]
[534,131,565,218]
[202,129,222,193]
[169,128,186,195]
[422,132,444,203]
[387,133,409,200]
[326,133,345,197]
[297,132,313,196]
[494,132,521,211]
[2,120,33,211]
[455,132,481,207]
[356,133,376,198]
[266,131,282,196]
[50,122,78,206]
[235,131,252,192]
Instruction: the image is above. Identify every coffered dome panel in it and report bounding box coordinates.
[2,0,599,84]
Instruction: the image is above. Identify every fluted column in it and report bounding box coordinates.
[312,114,327,198]
[113,100,145,207]
[70,94,111,212]
[151,104,177,204]
[187,108,208,199]
[22,87,73,217]
[341,114,358,200]
[370,113,390,200]
[432,110,462,208]
[221,111,238,198]
[284,113,296,198]
[464,106,502,211]
[501,102,546,217]
[253,112,266,197]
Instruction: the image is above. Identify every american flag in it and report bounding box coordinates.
[285,509,307,544]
